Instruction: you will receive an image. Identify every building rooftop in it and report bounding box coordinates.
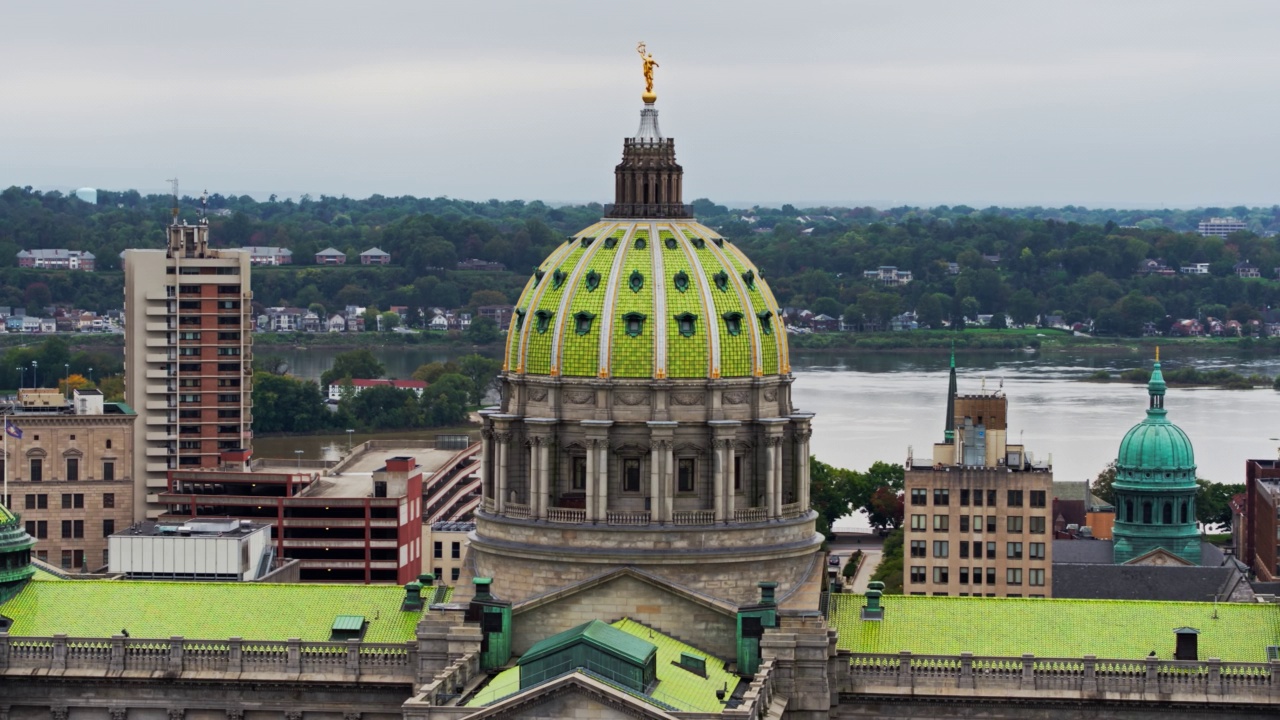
[467,617,739,712]
[830,593,1279,661]
[1052,564,1244,602]
[116,518,270,539]
[0,579,435,642]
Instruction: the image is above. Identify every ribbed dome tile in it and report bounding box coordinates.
[505,219,788,379]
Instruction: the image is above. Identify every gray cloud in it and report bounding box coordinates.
[1,0,1277,207]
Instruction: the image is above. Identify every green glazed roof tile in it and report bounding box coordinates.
[830,593,1280,661]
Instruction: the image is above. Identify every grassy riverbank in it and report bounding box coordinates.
[1086,366,1276,389]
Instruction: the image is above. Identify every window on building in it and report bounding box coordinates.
[25,493,47,510]
[106,439,112,450]
[1125,500,1133,523]
[910,540,926,558]
[102,519,114,537]
[451,542,461,560]
[572,457,588,491]
[1007,542,1023,559]
[1030,542,1046,560]
[986,516,997,533]
[1007,490,1023,507]
[1162,502,1173,524]
[61,549,73,570]
[1030,490,1046,508]
[623,458,642,493]
[1006,568,1023,585]
[1029,569,1045,587]
[1029,516,1045,534]
[1180,502,1189,524]
[451,568,461,582]
[933,488,949,506]
[959,489,970,506]
[433,541,443,559]
[733,455,742,493]
[959,567,970,584]
[972,515,982,533]
[909,566,926,584]
[103,462,115,482]
[66,458,79,482]
[972,567,983,585]
[933,514,949,531]
[61,520,83,539]
[959,542,969,559]
[973,490,983,507]
[911,488,926,505]
[986,490,997,506]
[986,541,996,558]
[103,549,109,567]
[986,568,996,585]
[1007,516,1023,533]
[1142,501,1153,524]
[933,541,948,558]
[932,567,949,584]
[677,458,695,493]
[30,459,42,483]
[959,515,969,533]
[910,514,926,531]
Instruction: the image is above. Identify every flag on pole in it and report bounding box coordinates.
[5,420,22,440]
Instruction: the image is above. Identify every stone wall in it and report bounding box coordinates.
[512,573,737,658]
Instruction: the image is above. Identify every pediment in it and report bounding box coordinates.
[1124,547,1195,567]
[459,671,680,720]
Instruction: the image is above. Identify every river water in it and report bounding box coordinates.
[256,345,1280,489]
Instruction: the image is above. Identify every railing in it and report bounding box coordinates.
[605,510,650,525]
[723,658,776,719]
[780,502,805,518]
[673,510,716,525]
[504,501,531,520]
[602,203,693,219]
[845,651,1280,700]
[734,506,767,523]
[547,507,586,524]
[0,633,414,680]
[419,652,481,706]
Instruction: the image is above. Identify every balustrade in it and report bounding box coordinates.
[673,510,716,525]
[546,507,586,524]
[605,510,650,525]
[504,501,531,519]
[0,633,412,679]
[780,502,805,518]
[734,506,767,523]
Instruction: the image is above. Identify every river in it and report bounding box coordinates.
[256,344,1280,490]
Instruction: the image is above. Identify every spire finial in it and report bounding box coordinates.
[1155,345,1160,363]
[950,342,955,369]
[637,42,659,104]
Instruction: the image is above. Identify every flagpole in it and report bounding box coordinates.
[4,408,8,512]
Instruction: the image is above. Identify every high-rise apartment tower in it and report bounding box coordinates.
[123,209,253,520]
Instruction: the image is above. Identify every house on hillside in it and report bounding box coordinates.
[327,314,347,333]
[314,248,346,265]
[17,249,95,271]
[360,247,391,265]
[456,258,506,271]
[1235,260,1261,279]
[241,246,293,266]
[327,379,428,401]
[863,266,912,286]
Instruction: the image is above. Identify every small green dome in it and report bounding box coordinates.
[505,219,788,380]
[1115,361,1195,481]
[0,500,36,603]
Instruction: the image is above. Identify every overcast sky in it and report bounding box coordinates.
[2,1,1278,208]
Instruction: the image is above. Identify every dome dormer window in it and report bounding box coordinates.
[629,270,645,293]
[623,312,647,337]
[552,269,568,290]
[713,271,728,292]
[604,236,618,249]
[580,236,595,248]
[634,237,647,250]
[673,271,689,293]
[722,311,744,336]
[534,310,554,334]
[757,310,774,335]
[665,237,678,250]
[742,269,756,290]
[584,270,601,292]
[574,311,596,336]
[674,312,697,338]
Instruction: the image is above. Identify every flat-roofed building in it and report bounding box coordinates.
[4,388,135,573]
[904,353,1053,597]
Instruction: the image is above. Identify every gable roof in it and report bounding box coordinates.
[0,579,433,642]
[315,247,346,256]
[520,619,656,667]
[361,247,390,256]
[830,593,1280,661]
[1052,563,1243,602]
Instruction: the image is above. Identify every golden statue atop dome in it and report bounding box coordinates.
[637,41,659,103]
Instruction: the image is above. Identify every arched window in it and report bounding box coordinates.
[1180,502,1188,524]
[1125,500,1134,523]
[1142,501,1152,524]
[1162,502,1173,524]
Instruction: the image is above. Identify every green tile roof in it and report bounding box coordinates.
[468,618,739,713]
[0,580,431,643]
[831,593,1280,662]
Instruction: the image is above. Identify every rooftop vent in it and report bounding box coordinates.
[1174,627,1199,661]
[402,581,424,612]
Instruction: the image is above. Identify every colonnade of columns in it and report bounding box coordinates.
[479,411,815,526]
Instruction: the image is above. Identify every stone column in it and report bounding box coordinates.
[760,419,789,519]
[478,410,496,508]
[525,418,556,519]
[582,420,613,523]
[791,414,815,511]
[647,421,677,524]
[709,420,740,523]
[494,430,511,515]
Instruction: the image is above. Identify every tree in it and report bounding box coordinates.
[379,311,401,331]
[97,375,125,402]
[1008,288,1039,326]
[251,372,330,434]
[467,316,501,344]
[320,349,385,388]
[456,353,502,406]
[1091,462,1117,505]
[1196,479,1243,529]
[811,296,843,318]
[420,373,471,427]
[867,486,904,530]
[344,385,422,430]
[869,527,904,594]
[56,374,93,395]
[915,294,944,329]
[413,360,459,383]
[468,289,509,308]
[253,355,290,375]
[959,296,980,325]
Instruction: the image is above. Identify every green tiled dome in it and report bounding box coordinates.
[505,219,788,380]
[0,500,35,602]
[1115,361,1195,481]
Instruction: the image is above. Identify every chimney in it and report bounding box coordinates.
[419,573,435,587]
[473,577,493,600]
[862,582,885,621]
[401,581,424,611]
[758,581,778,606]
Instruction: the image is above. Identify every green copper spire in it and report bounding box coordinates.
[1111,349,1200,565]
[943,344,956,444]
